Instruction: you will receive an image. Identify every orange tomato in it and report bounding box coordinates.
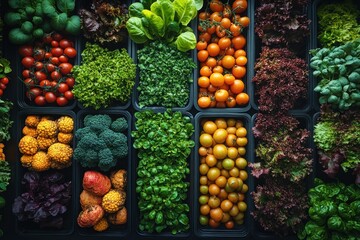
[210,12,222,22]
[235,92,249,105]
[232,65,246,78]
[206,57,217,68]
[226,96,237,107]
[198,96,211,108]
[220,17,231,29]
[239,16,250,27]
[203,120,218,134]
[198,76,210,88]
[218,37,231,50]
[210,0,224,12]
[213,144,228,159]
[222,55,236,69]
[230,23,241,37]
[209,72,224,87]
[212,65,224,74]
[200,65,212,77]
[224,74,235,85]
[213,128,228,143]
[232,0,247,14]
[215,89,229,102]
[196,41,208,50]
[236,56,248,66]
[216,25,226,38]
[230,79,245,94]
[198,50,209,62]
[232,35,246,49]
[199,11,210,20]
[207,43,221,57]
[199,32,211,43]
[234,49,247,58]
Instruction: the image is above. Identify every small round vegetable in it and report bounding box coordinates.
[56,96,68,106]
[21,57,35,68]
[64,47,77,58]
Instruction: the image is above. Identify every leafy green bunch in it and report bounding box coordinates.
[72,43,136,109]
[298,178,360,240]
[132,110,194,234]
[0,99,13,142]
[5,0,80,44]
[137,41,196,108]
[317,0,360,48]
[314,106,360,179]
[310,39,360,111]
[127,0,203,52]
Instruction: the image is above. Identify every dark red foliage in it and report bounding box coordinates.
[252,177,309,236]
[253,47,308,113]
[255,0,310,52]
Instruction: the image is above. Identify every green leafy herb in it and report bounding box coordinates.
[132,110,194,234]
[317,0,360,48]
[72,43,136,109]
[298,179,360,240]
[0,161,10,192]
[310,39,360,111]
[0,99,13,142]
[0,58,12,79]
[137,41,196,108]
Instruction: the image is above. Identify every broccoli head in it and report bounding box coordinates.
[98,148,116,172]
[110,117,128,133]
[75,126,92,139]
[84,114,112,134]
[99,130,128,159]
[74,147,98,168]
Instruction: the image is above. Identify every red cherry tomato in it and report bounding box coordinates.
[42,34,53,44]
[34,61,44,70]
[64,90,74,100]
[39,80,51,87]
[22,69,31,78]
[34,71,47,81]
[51,47,63,57]
[33,49,45,61]
[0,89,3,96]
[59,39,73,49]
[21,57,35,68]
[64,47,77,58]
[58,82,69,93]
[26,87,42,100]
[1,77,9,85]
[59,55,68,63]
[24,78,36,87]
[52,33,63,41]
[0,83,6,90]
[45,52,52,59]
[56,96,68,106]
[34,95,46,105]
[65,77,75,88]
[18,45,33,57]
[59,63,73,75]
[45,92,57,103]
[51,40,59,48]
[51,71,62,81]
[45,63,55,73]
[50,57,59,65]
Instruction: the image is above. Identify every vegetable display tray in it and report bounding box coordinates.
[14,109,77,237]
[250,113,315,240]
[250,1,312,113]
[131,110,195,238]
[193,0,253,113]
[75,109,132,237]
[193,112,253,239]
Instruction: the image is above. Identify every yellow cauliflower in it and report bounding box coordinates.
[31,151,51,171]
[20,155,33,167]
[57,116,74,133]
[102,190,126,213]
[57,132,73,144]
[22,126,38,137]
[48,143,73,164]
[25,115,40,128]
[36,120,58,138]
[0,143,5,161]
[93,218,109,232]
[37,136,57,150]
[19,136,38,155]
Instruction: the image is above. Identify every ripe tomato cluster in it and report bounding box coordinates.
[198,118,248,229]
[197,0,250,108]
[19,32,76,106]
[0,77,9,97]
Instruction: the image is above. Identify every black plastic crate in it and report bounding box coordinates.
[74,109,132,237]
[250,0,312,113]
[132,110,194,238]
[251,112,315,239]
[14,109,77,236]
[193,0,253,113]
[193,112,253,239]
